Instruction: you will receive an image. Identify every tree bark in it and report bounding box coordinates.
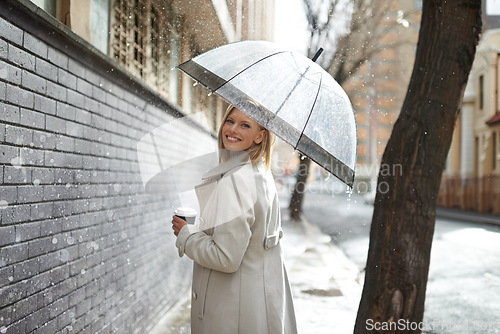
[354,1,481,333]
[289,155,311,220]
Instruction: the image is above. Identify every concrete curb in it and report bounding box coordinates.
[436,207,500,226]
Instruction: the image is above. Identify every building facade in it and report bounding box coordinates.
[0,0,274,332]
[438,29,500,214]
[341,0,421,192]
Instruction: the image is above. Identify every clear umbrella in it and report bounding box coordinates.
[178,40,357,187]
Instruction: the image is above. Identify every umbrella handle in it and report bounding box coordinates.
[311,48,324,62]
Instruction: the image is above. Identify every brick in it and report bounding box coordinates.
[67,89,85,109]
[0,123,4,143]
[0,144,19,164]
[83,67,100,85]
[20,108,45,129]
[75,297,91,318]
[0,38,7,59]
[58,68,77,89]
[35,57,58,81]
[92,85,106,103]
[3,165,31,184]
[34,93,57,115]
[57,307,76,330]
[15,221,41,242]
[0,243,29,267]
[75,109,91,124]
[76,78,93,97]
[0,81,5,100]
[74,169,91,183]
[35,317,58,334]
[21,69,47,94]
[0,60,22,84]
[45,151,83,168]
[12,293,38,322]
[0,18,23,46]
[0,186,17,211]
[46,80,67,102]
[68,58,85,78]
[32,167,55,184]
[66,121,84,138]
[55,135,75,151]
[84,96,99,112]
[17,184,43,203]
[5,320,26,334]
[56,101,76,121]
[27,236,59,258]
[31,201,54,220]
[0,103,21,123]
[45,114,66,133]
[68,286,86,307]
[0,225,15,246]
[20,147,45,166]
[39,251,63,273]
[25,308,50,333]
[32,130,56,150]
[46,189,71,205]
[13,257,40,281]
[8,44,36,71]
[48,46,68,69]
[0,202,31,225]
[54,168,74,184]
[5,124,33,146]
[0,265,14,287]
[6,84,34,108]
[24,32,48,58]
[106,93,119,109]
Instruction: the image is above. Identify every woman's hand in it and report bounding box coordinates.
[172,215,188,236]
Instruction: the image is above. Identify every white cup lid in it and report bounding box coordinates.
[175,207,197,216]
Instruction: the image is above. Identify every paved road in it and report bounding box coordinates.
[302,189,500,333]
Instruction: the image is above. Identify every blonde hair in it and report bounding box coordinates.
[218,104,274,170]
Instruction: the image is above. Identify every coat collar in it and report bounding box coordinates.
[202,151,251,181]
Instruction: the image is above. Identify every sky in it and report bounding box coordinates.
[273,0,309,54]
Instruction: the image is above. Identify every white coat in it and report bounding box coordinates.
[176,152,297,334]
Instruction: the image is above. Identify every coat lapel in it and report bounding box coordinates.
[201,151,250,182]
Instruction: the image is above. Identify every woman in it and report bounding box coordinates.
[172,105,297,334]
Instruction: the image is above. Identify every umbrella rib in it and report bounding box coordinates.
[275,64,312,117]
[295,73,323,150]
[217,51,289,91]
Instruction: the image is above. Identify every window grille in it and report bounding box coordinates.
[110,0,180,100]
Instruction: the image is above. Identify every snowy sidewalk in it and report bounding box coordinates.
[280,211,363,333]
[150,210,363,334]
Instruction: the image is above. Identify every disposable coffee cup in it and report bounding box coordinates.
[174,207,197,224]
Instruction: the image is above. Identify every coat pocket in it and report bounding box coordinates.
[198,268,212,319]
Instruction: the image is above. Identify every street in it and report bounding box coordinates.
[302,184,500,333]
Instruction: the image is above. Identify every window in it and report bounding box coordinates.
[30,0,57,16]
[479,75,484,110]
[110,0,180,101]
[90,0,110,54]
[494,131,497,170]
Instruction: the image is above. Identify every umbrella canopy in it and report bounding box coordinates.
[177,40,357,187]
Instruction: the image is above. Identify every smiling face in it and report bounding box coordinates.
[221,108,266,152]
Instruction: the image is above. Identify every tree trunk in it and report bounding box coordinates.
[289,155,311,220]
[354,1,481,333]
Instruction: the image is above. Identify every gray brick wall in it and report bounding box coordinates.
[0,2,213,333]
